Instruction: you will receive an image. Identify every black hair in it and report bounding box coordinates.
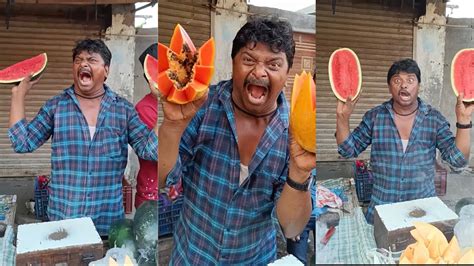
[387,58,421,84]
[139,43,158,83]
[231,16,296,70]
[72,39,112,66]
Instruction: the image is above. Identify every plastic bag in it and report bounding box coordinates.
[89,247,138,266]
[454,204,474,249]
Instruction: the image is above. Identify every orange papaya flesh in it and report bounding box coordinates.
[290,71,316,153]
[197,38,215,66]
[155,24,215,105]
[170,24,196,55]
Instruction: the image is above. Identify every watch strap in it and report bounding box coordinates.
[456,121,472,129]
[286,175,312,191]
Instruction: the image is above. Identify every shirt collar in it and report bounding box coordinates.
[385,97,430,115]
[66,84,118,103]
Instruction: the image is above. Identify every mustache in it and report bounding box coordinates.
[399,89,410,95]
[79,67,91,73]
[244,77,269,89]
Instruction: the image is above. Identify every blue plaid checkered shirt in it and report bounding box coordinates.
[166,80,289,265]
[338,98,466,224]
[8,85,158,235]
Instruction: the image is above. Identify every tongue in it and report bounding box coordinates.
[81,74,91,83]
[249,85,265,99]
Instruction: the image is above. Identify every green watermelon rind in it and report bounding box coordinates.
[0,53,48,84]
[328,48,362,103]
[451,48,474,103]
[133,200,158,264]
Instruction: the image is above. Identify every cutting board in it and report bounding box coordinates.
[374,197,458,252]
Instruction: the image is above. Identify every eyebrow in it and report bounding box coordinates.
[242,51,284,62]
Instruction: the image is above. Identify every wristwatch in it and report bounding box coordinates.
[286,175,313,192]
[456,121,472,129]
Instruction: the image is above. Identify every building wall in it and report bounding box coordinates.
[415,0,447,112]
[212,0,248,83]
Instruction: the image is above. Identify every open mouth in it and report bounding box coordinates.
[79,70,92,84]
[399,90,410,101]
[247,84,268,105]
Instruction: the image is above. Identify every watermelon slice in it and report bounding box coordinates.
[144,54,158,89]
[0,53,47,84]
[328,48,362,102]
[451,48,474,102]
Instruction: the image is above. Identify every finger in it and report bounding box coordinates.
[30,73,43,85]
[457,92,464,107]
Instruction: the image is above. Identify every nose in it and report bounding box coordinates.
[400,79,408,89]
[251,62,268,79]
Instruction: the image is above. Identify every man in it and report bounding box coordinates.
[158,17,315,265]
[336,58,473,224]
[9,39,158,235]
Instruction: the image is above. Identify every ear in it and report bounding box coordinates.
[104,65,110,81]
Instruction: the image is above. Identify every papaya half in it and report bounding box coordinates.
[290,71,316,153]
[148,24,215,104]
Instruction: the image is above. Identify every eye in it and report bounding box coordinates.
[393,78,401,84]
[242,56,254,63]
[268,62,281,71]
[408,78,415,83]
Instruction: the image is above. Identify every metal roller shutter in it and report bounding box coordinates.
[0,11,104,177]
[316,0,416,161]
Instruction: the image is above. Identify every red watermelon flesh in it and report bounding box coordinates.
[451,48,474,102]
[0,53,47,84]
[144,54,158,89]
[328,48,362,102]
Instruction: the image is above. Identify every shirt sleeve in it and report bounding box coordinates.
[8,101,54,153]
[436,114,467,168]
[271,153,290,239]
[165,105,205,186]
[128,106,158,161]
[337,111,374,158]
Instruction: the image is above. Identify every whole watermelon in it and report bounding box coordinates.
[134,200,158,266]
[108,219,137,259]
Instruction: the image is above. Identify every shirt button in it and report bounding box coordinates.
[87,193,91,198]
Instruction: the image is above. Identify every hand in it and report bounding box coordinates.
[11,73,41,98]
[455,92,474,124]
[288,132,316,183]
[160,92,208,129]
[336,95,359,120]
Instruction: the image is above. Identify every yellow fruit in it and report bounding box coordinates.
[289,71,316,153]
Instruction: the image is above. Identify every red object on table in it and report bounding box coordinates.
[320,226,336,245]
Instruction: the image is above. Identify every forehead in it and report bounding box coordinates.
[240,42,286,60]
[391,71,417,78]
[74,50,103,59]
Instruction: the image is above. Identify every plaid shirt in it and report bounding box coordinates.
[338,98,466,224]
[166,80,289,265]
[8,85,158,235]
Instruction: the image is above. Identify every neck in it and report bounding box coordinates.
[231,96,277,120]
[74,86,106,100]
[392,101,419,116]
